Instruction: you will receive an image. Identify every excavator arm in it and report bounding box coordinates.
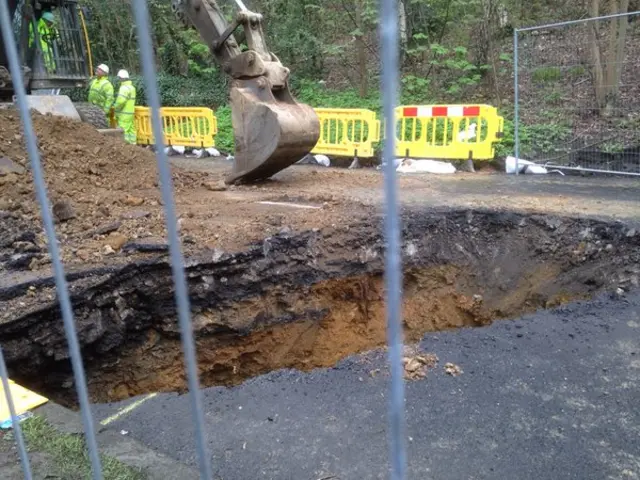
[171,0,320,184]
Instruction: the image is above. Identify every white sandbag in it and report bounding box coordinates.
[206,147,221,157]
[396,158,456,174]
[457,123,477,142]
[505,156,534,174]
[523,164,548,174]
[313,154,331,167]
[376,158,403,170]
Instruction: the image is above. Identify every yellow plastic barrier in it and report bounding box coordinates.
[395,104,503,160]
[311,108,380,158]
[134,107,218,148]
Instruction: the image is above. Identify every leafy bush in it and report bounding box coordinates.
[63,72,228,108]
[532,66,562,84]
[495,116,572,159]
[214,105,234,153]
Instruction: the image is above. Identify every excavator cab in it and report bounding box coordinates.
[21,0,91,92]
[0,0,107,127]
[1,0,92,96]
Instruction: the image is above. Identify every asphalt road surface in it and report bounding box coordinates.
[93,292,640,480]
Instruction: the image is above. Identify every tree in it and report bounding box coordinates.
[588,0,630,116]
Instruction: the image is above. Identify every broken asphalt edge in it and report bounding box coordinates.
[33,402,199,480]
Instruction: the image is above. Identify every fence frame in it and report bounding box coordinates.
[0,0,407,479]
[513,10,640,176]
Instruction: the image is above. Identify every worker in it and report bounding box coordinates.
[87,64,114,123]
[28,11,58,72]
[113,70,137,145]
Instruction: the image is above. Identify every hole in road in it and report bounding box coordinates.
[6,210,639,407]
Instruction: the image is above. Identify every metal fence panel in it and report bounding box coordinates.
[514,11,640,175]
[379,0,408,478]
[0,0,104,478]
[1,0,406,479]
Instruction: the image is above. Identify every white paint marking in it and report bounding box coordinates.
[100,393,158,426]
[257,201,321,210]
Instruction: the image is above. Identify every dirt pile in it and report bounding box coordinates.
[0,109,163,205]
[0,110,361,274]
[0,110,242,271]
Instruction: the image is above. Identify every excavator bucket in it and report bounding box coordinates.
[225,79,320,184]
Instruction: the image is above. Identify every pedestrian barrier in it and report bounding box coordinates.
[134,106,218,148]
[311,108,380,158]
[395,104,503,160]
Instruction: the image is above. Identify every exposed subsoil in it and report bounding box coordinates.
[1,208,639,407]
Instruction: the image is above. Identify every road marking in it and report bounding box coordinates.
[100,393,157,426]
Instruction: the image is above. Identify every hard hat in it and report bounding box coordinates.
[117,69,129,79]
[97,64,109,74]
[41,11,55,22]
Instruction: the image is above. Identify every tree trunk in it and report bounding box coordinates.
[613,0,630,89]
[589,0,607,110]
[355,0,368,97]
[589,0,630,115]
[398,0,408,66]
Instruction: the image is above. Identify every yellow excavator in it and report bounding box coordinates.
[0,0,111,127]
[1,0,320,183]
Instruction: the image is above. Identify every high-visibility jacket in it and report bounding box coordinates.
[28,18,57,72]
[114,80,137,144]
[88,77,114,116]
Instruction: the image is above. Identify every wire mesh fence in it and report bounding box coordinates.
[0,1,406,480]
[514,11,640,175]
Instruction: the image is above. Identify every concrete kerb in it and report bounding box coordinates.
[34,402,199,480]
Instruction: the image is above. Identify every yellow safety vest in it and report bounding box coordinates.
[28,19,56,71]
[88,77,114,115]
[113,81,136,118]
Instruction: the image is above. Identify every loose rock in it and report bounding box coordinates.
[105,233,128,251]
[123,195,144,207]
[52,200,76,222]
[203,180,227,192]
[0,157,26,176]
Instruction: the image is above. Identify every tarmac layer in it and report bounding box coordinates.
[93,291,640,480]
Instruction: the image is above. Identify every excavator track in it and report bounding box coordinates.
[73,102,109,129]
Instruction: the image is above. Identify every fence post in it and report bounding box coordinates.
[379,0,407,478]
[513,28,520,176]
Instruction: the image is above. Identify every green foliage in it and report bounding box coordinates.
[132,73,228,107]
[64,73,228,108]
[543,89,563,105]
[4,416,144,479]
[214,105,234,153]
[292,78,382,111]
[424,43,487,99]
[401,75,432,104]
[494,116,572,159]
[532,66,562,84]
[567,65,587,79]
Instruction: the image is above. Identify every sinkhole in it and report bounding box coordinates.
[2,209,639,407]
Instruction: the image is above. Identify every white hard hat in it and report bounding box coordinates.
[117,69,129,79]
[97,64,109,74]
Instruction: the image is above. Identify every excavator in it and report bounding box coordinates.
[0,0,320,183]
